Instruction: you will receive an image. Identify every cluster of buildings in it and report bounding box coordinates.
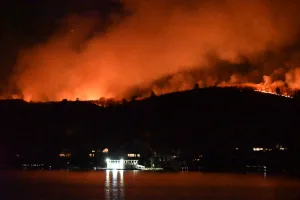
[252,144,288,152]
[57,147,144,170]
[17,143,290,172]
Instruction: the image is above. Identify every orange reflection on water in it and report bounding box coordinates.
[2,171,300,200]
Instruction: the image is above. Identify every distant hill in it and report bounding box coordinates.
[1,87,300,157]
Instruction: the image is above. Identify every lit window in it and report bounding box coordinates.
[137,154,140,157]
[89,154,94,157]
[66,153,71,158]
[279,147,287,151]
[59,153,65,157]
[253,147,264,151]
[128,154,135,157]
[102,148,109,153]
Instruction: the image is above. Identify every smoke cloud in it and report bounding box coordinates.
[7,0,300,101]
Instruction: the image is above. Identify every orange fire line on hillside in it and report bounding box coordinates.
[0,86,294,106]
[254,89,293,98]
[88,88,294,107]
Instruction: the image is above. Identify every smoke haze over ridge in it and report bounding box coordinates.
[5,0,300,101]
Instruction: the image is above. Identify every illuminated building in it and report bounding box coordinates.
[59,152,71,157]
[276,144,287,151]
[100,148,144,170]
[127,153,140,158]
[106,158,142,170]
[88,149,96,157]
[253,147,272,152]
[103,148,109,153]
[253,145,288,152]
[253,147,264,152]
[279,147,287,151]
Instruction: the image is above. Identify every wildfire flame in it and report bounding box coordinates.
[2,0,300,102]
[254,89,293,98]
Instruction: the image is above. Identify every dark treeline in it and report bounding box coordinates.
[1,87,300,169]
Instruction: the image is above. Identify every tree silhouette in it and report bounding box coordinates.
[193,83,199,90]
[131,96,137,101]
[122,98,127,104]
[151,91,156,97]
[293,90,300,99]
[275,87,280,95]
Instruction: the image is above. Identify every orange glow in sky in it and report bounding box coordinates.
[6,0,300,101]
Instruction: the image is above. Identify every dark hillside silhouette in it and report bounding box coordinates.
[1,87,300,167]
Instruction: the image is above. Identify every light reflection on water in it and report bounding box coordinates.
[2,171,300,200]
[105,170,124,200]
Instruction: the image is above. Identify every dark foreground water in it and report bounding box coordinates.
[1,171,300,200]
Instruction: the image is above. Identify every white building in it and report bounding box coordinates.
[106,158,144,170]
[106,158,137,169]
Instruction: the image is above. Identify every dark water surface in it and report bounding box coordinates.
[1,170,300,200]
